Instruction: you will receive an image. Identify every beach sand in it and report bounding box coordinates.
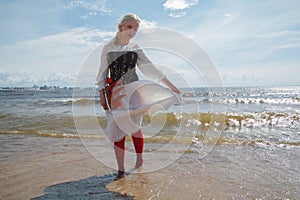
[1,135,201,200]
[1,134,299,199]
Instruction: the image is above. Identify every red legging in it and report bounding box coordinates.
[114,130,144,171]
[114,129,144,153]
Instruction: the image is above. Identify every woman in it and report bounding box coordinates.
[96,14,181,180]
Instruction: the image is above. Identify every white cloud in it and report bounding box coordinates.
[222,73,261,87]
[183,0,300,86]
[253,30,300,39]
[140,19,158,29]
[190,1,300,65]
[0,71,36,86]
[0,71,76,87]
[163,0,198,18]
[65,0,112,19]
[163,0,198,11]
[0,27,115,84]
[169,12,187,18]
[46,72,76,86]
[277,42,300,49]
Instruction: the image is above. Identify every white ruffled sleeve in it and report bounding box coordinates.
[135,44,165,82]
[95,43,109,89]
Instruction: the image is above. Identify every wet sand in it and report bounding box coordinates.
[1,134,299,199]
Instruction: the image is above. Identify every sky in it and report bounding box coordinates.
[0,0,299,87]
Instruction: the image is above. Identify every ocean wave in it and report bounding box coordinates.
[223,112,299,129]
[144,112,300,130]
[1,111,299,150]
[1,112,299,133]
[46,98,97,106]
[1,130,299,148]
[191,136,300,148]
[40,96,300,107]
[0,113,12,119]
[0,130,104,139]
[204,97,300,105]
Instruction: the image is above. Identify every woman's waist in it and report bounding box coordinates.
[114,72,139,86]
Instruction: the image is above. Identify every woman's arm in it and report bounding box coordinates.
[161,77,181,94]
[135,43,181,94]
[96,43,109,89]
[96,43,110,108]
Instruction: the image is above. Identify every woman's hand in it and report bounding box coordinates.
[99,89,106,107]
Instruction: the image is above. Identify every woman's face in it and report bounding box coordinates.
[119,19,139,39]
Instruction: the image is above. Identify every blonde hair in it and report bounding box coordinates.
[118,13,141,28]
[112,14,141,43]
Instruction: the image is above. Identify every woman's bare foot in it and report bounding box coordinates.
[135,156,143,169]
[114,170,125,180]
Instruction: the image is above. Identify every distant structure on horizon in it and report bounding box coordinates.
[0,85,77,92]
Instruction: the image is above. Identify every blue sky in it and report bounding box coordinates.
[0,0,299,87]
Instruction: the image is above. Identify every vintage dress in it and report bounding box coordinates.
[96,40,179,142]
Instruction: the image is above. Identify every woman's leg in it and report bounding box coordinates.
[132,129,144,168]
[114,137,126,178]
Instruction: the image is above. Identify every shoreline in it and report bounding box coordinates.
[1,134,299,199]
[0,136,113,199]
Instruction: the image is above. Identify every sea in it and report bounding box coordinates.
[1,85,299,199]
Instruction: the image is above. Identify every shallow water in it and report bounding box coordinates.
[1,134,299,199]
[0,86,299,199]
